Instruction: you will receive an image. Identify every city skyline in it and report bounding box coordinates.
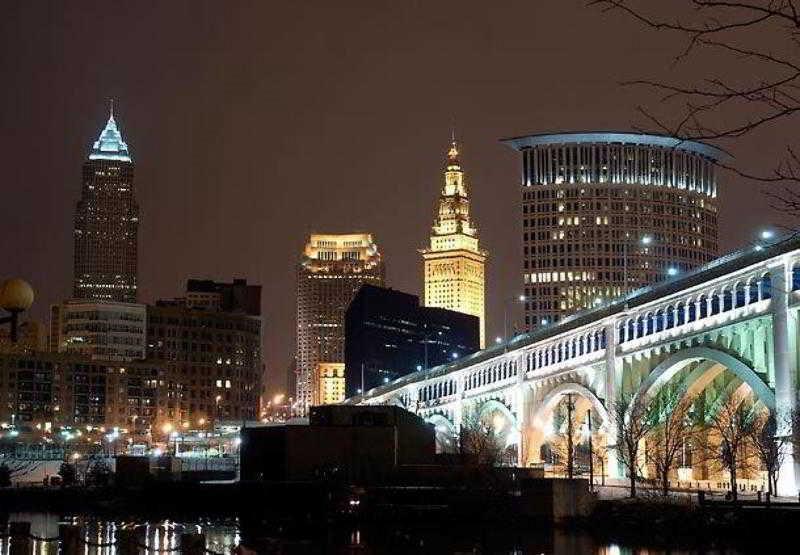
[0,1,791,398]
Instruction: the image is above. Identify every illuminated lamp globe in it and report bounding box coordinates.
[0,278,34,312]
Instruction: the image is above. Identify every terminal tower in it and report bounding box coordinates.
[421,138,487,347]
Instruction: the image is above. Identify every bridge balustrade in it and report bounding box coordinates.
[617,272,775,345]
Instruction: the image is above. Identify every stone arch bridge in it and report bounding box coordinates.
[350,236,800,495]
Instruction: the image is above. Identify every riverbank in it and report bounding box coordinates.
[584,497,800,550]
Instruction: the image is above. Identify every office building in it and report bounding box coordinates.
[421,139,487,346]
[314,362,345,405]
[184,278,262,315]
[49,300,147,361]
[73,106,139,303]
[146,300,262,426]
[296,233,385,413]
[0,352,163,430]
[344,284,480,398]
[501,132,723,329]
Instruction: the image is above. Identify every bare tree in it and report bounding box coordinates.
[749,408,800,496]
[612,394,657,497]
[702,393,759,501]
[645,389,696,496]
[459,408,504,467]
[591,0,800,210]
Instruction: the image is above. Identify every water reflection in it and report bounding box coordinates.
[0,513,239,555]
[0,513,741,554]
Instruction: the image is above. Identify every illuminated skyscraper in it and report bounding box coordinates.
[296,234,385,412]
[421,139,487,347]
[73,105,139,302]
[501,132,723,330]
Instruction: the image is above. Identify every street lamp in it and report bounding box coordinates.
[0,278,34,343]
[622,234,656,291]
[504,294,527,340]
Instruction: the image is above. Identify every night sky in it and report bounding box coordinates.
[0,1,790,395]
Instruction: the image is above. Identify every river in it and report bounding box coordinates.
[0,512,744,554]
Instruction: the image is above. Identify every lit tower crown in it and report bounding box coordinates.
[421,136,487,347]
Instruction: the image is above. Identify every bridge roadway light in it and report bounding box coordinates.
[667,267,679,277]
[495,336,502,344]
[760,229,775,240]
[504,295,527,339]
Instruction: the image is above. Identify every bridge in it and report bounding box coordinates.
[349,235,800,495]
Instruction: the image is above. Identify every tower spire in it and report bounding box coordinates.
[446,119,461,169]
[109,98,114,120]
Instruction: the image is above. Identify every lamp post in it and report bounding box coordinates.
[622,234,654,292]
[503,294,527,341]
[586,410,594,492]
[0,279,34,343]
[565,393,575,480]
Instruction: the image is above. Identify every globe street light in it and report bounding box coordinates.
[0,278,34,343]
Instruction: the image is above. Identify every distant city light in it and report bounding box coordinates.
[415,365,422,371]
[760,230,775,240]
[667,267,679,277]
[518,294,526,302]
[641,235,653,245]
[541,318,549,326]
[495,336,502,344]
[451,352,459,359]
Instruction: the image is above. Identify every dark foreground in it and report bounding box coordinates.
[2,482,797,553]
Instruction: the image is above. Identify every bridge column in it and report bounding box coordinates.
[770,261,799,496]
[453,374,464,431]
[604,321,621,479]
[515,353,528,466]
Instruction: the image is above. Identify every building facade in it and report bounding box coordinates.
[314,362,346,405]
[49,300,147,361]
[296,234,385,413]
[73,107,139,303]
[421,140,487,347]
[184,278,262,315]
[146,302,262,427]
[0,352,163,430]
[344,284,480,398]
[501,132,723,330]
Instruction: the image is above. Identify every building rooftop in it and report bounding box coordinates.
[88,111,132,163]
[500,131,729,162]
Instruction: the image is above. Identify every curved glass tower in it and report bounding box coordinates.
[502,131,726,330]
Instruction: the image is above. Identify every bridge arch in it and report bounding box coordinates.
[626,346,776,423]
[533,382,610,431]
[426,413,457,454]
